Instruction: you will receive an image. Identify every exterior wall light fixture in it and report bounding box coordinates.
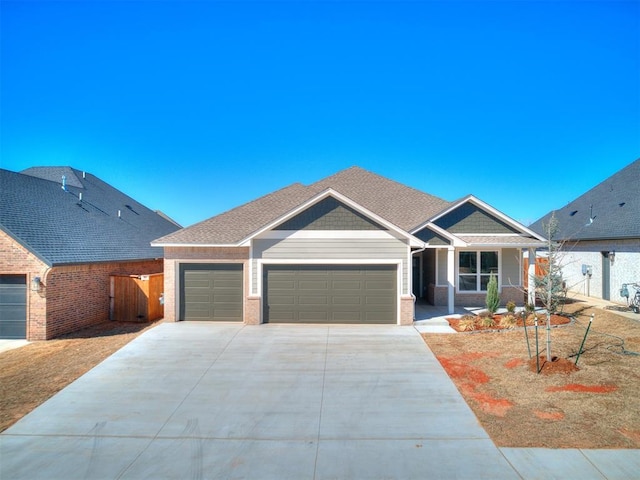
[609,251,615,264]
[31,276,42,292]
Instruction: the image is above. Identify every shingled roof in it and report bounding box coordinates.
[529,158,640,241]
[1,167,181,265]
[154,166,452,246]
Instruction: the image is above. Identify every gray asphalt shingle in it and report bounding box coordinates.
[153,166,454,246]
[1,167,181,266]
[529,159,640,241]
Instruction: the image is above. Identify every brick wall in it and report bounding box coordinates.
[400,296,414,325]
[1,228,164,340]
[0,230,49,339]
[44,260,163,339]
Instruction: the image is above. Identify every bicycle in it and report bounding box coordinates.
[620,283,640,313]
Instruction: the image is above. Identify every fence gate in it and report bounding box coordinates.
[110,273,164,322]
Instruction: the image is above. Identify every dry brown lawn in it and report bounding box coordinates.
[0,320,160,432]
[422,301,640,448]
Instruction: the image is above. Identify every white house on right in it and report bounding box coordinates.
[529,158,640,306]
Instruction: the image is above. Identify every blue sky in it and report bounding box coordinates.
[2,0,638,228]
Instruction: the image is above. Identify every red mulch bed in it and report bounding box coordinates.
[527,355,579,374]
[447,313,571,333]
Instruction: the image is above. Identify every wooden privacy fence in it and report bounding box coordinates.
[110,273,164,322]
[523,257,548,290]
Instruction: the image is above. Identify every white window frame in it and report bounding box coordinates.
[457,250,500,293]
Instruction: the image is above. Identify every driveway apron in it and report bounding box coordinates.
[0,323,534,478]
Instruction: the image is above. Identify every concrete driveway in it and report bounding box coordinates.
[1,323,637,479]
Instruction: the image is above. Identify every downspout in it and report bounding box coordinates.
[410,247,427,318]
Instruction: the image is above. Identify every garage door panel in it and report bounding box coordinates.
[185,294,211,303]
[213,279,241,288]
[184,280,212,289]
[180,264,243,322]
[366,296,395,305]
[332,311,363,322]
[270,295,296,305]
[332,296,362,305]
[332,280,362,290]
[0,289,26,303]
[365,312,392,322]
[299,280,329,290]
[270,280,296,289]
[299,296,328,305]
[264,265,395,324]
[299,311,330,321]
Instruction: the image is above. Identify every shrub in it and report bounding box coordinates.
[485,274,500,314]
[506,301,516,313]
[479,316,496,328]
[499,314,518,329]
[458,316,476,331]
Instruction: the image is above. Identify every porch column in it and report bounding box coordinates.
[527,247,536,307]
[447,247,455,314]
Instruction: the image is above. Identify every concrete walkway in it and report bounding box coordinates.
[1,323,638,479]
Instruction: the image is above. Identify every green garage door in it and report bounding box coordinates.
[264,265,396,324]
[0,275,27,339]
[180,264,243,321]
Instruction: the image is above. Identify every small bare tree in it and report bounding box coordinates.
[532,212,565,360]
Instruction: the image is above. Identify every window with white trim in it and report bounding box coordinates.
[458,251,498,291]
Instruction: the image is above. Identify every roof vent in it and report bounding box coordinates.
[79,192,83,202]
[569,210,578,216]
[61,175,67,191]
[619,202,626,207]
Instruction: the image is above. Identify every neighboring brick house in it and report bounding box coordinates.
[153,167,546,325]
[0,167,181,340]
[530,158,640,305]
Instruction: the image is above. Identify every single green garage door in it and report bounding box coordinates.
[0,275,27,339]
[264,265,396,324]
[180,264,243,321]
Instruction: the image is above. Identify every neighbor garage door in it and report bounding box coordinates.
[180,264,243,321]
[264,265,396,324]
[0,275,27,339]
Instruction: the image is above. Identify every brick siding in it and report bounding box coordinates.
[44,260,163,339]
[0,229,48,339]
[1,230,163,340]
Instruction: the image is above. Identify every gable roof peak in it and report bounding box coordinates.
[21,166,86,189]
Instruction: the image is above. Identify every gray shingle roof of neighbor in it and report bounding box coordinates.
[154,166,454,245]
[0,167,181,266]
[529,158,640,241]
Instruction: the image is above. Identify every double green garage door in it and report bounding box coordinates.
[180,264,396,324]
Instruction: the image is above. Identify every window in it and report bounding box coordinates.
[458,251,498,291]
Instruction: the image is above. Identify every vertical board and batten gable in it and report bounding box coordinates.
[251,197,409,295]
[274,197,387,231]
[434,202,520,234]
[413,227,451,245]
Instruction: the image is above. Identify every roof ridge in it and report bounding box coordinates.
[20,166,85,189]
[311,165,449,203]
